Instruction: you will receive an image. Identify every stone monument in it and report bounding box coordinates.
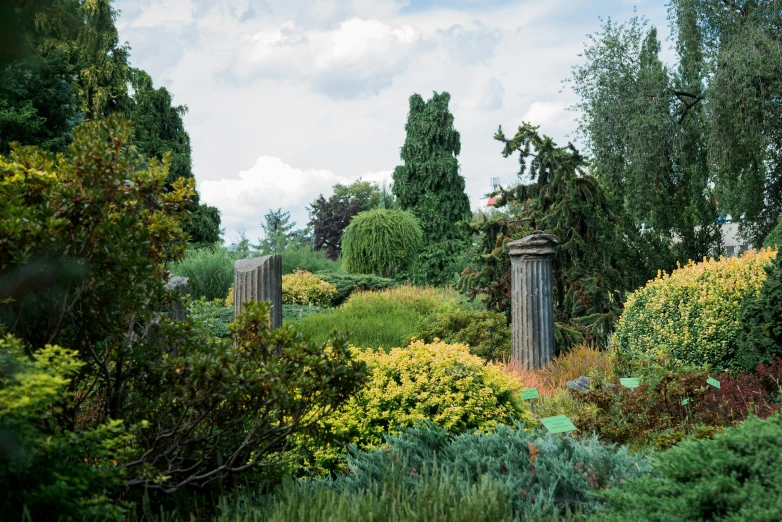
[164,274,190,321]
[233,255,283,329]
[508,231,558,369]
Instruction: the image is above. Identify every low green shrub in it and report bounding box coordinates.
[188,298,234,338]
[0,336,131,522]
[316,271,397,305]
[294,423,646,520]
[414,308,511,360]
[306,339,529,473]
[170,246,234,301]
[292,286,459,350]
[615,249,776,372]
[738,250,782,370]
[282,270,338,307]
[596,414,782,521]
[281,243,341,275]
[283,304,327,321]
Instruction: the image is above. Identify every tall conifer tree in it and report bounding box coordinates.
[392,92,471,285]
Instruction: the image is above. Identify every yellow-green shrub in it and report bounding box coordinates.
[615,249,777,372]
[310,339,530,472]
[282,270,338,307]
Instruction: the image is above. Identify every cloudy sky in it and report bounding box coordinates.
[114,0,669,243]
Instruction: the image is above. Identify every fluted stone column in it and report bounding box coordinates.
[508,232,558,370]
[233,255,282,329]
[165,275,190,321]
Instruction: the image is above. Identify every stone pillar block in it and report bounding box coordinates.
[508,231,558,369]
[233,255,282,329]
[165,275,190,321]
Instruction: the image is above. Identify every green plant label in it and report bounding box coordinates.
[681,397,692,405]
[707,376,721,389]
[540,415,577,434]
[620,378,641,388]
[521,388,539,400]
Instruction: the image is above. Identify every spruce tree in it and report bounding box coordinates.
[393,92,471,285]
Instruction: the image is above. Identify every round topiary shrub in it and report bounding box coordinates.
[282,270,338,307]
[309,339,529,473]
[615,249,777,372]
[341,208,422,277]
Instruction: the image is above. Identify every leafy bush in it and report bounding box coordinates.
[615,249,776,372]
[122,301,368,492]
[414,307,511,360]
[187,298,234,338]
[309,339,529,473]
[738,250,782,370]
[763,214,782,248]
[292,286,459,350]
[319,423,649,520]
[596,414,782,521]
[316,271,397,305]
[0,336,131,522]
[341,208,423,277]
[170,245,234,301]
[282,270,338,307]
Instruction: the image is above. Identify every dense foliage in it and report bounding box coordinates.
[615,249,776,372]
[739,249,782,369]
[597,414,782,521]
[170,246,234,301]
[308,180,381,260]
[291,286,458,350]
[462,124,664,348]
[570,1,782,250]
[393,92,472,285]
[0,116,192,422]
[341,208,423,278]
[414,307,511,360]
[282,270,338,307]
[316,271,397,305]
[0,337,130,522]
[308,340,529,473]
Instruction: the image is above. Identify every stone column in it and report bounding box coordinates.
[508,231,558,370]
[233,255,282,329]
[165,275,190,321]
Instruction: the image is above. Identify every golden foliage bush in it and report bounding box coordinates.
[615,249,777,371]
[342,284,460,316]
[282,270,338,307]
[309,339,530,472]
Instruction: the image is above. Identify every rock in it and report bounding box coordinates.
[566,376,592,393]
[165,275,190,321]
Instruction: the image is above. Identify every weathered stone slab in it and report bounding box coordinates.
[165,274,190,321]
[508,231,558,370]
[233,255,282,329]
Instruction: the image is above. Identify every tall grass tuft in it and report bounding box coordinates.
[281,243,341,275]
[291,285,460,350]
[170,246,234,300]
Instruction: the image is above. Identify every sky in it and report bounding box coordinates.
[113,0,671,244]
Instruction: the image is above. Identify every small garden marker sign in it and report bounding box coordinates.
[620,378,640,389]
[540,415,577,434]
[707,376,721,389]
[521,388,539,400]
[681,397,692,406]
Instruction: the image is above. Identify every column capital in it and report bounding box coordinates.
[508,231,558,257]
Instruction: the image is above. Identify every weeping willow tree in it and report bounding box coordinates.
[341,209,423,278]
[461,123,669,349]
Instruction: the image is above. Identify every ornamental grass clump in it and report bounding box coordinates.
[615,249,777,372]
[282,270,338,307]
[306,339,529,473]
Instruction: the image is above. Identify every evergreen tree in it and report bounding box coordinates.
[392,92,471,285]
[308,180,381,260]
[461,123,667,348]
[257,208,296,253]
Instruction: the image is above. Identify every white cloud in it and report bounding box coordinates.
[437,21,503,65]
[461,77,504,111]
[199,157,394,241]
